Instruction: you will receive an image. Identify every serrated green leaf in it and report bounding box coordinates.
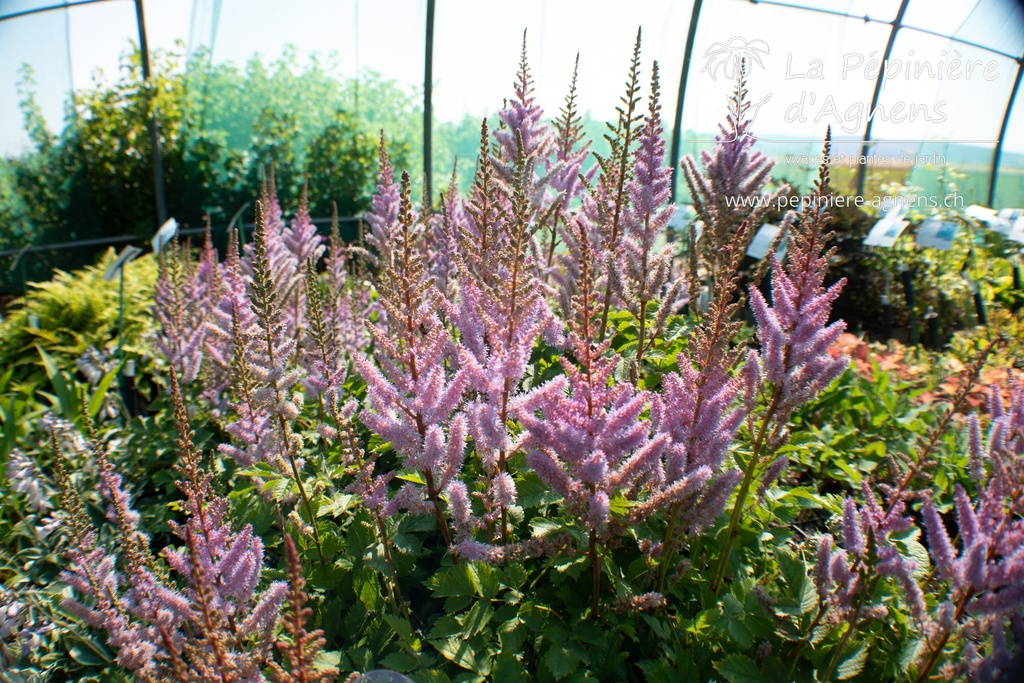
[461,601,494,638]
[543,645,578,680]
[714,654,767,683]
[492,649,528,683]
[837,643,869,680]
[433,637,478,671]
[318,493,355,518]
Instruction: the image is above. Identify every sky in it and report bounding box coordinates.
[1,0,1023,158]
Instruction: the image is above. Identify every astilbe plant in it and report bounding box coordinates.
[492,32,560,227]
[540,53,593,287]
[267,534,339,683]
[593,28,645,343]
[812,486,926,682]
[55,370,289,682]
[453,130,558,549]
[916,386,1024,682]
[711,130,849,590]
[355,169,465,549]
[614,61,687,380]
[48,32,1024,682]
[153,230,213,385]
[321,204,373,358]
[681,63,788,295]
[515,219,666,614]
[281,185,326,342]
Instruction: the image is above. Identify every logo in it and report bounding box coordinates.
[700,36,770,81]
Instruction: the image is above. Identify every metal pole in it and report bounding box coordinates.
[134,0,168,225]
[118,265,126,362]
[989,55,1024,207]
[423,0,436,207]
[669,0,704,202]
[855,0,911,198]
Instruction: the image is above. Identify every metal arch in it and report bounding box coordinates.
[855,0,912,197]
[748,0,1022,61]
[669,0,704,202]
[0,0,109,23]
[746,0,1023,202]
[424,0,436,207]
[989,54,1024,207]
[134,0,167,225]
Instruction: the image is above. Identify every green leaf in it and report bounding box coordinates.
[396,471,425,485]
[543,645,579,680]
[380,650,420,672]
[714,654,767,683]
[492,649,528,683]
[36,344,78,418]
[433,637,481,672]
[88,363,120,418]
[461,601,494,639]
[318,493,355,518]
[66,638,112,666]
[719,594,753,648]
[836,643,869,680]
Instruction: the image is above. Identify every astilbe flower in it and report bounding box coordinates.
[242,202,326,558]
[208,229,283,469]
[301,260,348,409]
[453,130,560,548]
[355,171,464,549]
[614,61,688,378]
[59,370,289,681]
[749,130,848,437]
[591,28,645,342]
[647,352,747,541]
[552,31,644,329]
[426,167,462,302]
[279,185,326,344]
[363,132,403,273]
[153,231,209,384]
[491,33,559,225]
[916,385,1024,682]
[681,64,787,294]
[711,132,848,591]
[514,219,665,610]
[203,229,246,413]
[540,54,594,287]
[324,207,374,356]
[268,535,339,683]
[241,172,302,342]
[810,485,926,682]
[813,486,924,625]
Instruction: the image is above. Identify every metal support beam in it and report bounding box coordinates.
[669,0,704,202]
[989,55,1024,207]
[749,0,1020,61]
[0,0,110,24]
[134,0,168,225]
[855,0,911,198]
[423,0,436,206]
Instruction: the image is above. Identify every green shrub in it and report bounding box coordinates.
[0,248,157,379]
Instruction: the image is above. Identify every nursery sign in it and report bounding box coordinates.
[966,204,1013,235]
[915,219,959,251]
[864,219,909,248]
[746,223,785,260]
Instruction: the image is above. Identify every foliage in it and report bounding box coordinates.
[0,47,411,291]
[0,249,158,384]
